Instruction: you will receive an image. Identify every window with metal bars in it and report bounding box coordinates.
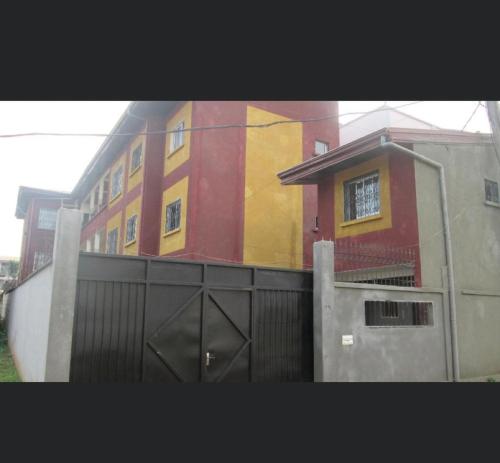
[111,166,123,199]
[38,208,57,230]
[131,144,143,172]
[485,179,499,204]
[344,171,380,221]
[365,301,433,326]
[126,215,137,243]
[170,121,185,152]
[165,199,181,233]
[33,251,51,272]
[107,228,118,254]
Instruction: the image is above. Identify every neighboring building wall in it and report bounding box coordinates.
[317,151,421,283]
[18,198,61,281]
[340,108,438,145]
[413,141,500,378]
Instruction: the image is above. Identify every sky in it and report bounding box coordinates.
[0,100,492,258]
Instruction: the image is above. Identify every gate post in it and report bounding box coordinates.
[313,240,336,382]
[44,207,82,382]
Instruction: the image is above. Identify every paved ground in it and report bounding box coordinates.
[0,327,20,382]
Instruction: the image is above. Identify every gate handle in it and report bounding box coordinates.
[206,351,216,367]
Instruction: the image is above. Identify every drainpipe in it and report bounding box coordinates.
[380,137,460,382]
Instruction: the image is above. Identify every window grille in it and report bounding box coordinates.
[170,121,185,152]
[344,171,380,221]
[107,228,118,254]
[131,144,143,172]
[111,166,123,199]
[165,199,181,233]
[315,140,329,155]
[38,208,57,230]
[33,251,51,272]
[485,179,499,203]
[365,301,433,326]
[126,215,137,243]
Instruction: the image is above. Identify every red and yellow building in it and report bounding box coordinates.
[16,101,339,274]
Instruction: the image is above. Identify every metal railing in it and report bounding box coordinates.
[334,241,417,287]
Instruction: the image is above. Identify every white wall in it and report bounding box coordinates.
[7,264,53,381]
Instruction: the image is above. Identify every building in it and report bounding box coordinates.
[15,187,72,281]
[278,127,500,379]
[15,101,339,277]
[339,104,440,145]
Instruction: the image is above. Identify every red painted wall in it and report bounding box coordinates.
[317,151,422,285]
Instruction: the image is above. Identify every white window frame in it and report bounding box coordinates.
[38,208,58,230]
[170,121,185,153]
[314,140,329,155]
[485,178,500,205]
[125,215,138,244]
[344,171,380,221]
[111,165,124,200]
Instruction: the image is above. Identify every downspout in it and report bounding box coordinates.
[380,137,460,382]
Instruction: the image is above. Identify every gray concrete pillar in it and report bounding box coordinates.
[313,240,336,382]
[44,208,82,382]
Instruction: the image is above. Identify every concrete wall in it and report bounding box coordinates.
[7,264,53,381]
[413,142,500,378]
[6,208,82,382]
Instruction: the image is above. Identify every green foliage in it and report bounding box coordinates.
[0,325,20,382]
[486,377,497,383]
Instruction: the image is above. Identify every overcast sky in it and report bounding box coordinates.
[0,101,492,258]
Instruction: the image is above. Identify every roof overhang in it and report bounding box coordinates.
[278,127,493,185]
[15,186,71,219]
[71,101,181,199]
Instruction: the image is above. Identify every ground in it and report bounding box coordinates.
[0,325,20,382]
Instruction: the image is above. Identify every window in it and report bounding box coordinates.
[107,228,118,254]
[165,199,181,233]
[131,144,143,173]
[170,121,185,153]
[97,228,106,253]
[86,239,92,252]
[485,179,499,204]
[38,208,57,230]
[126,215,138,244]
[33,251,51,272]
[344,171,380,221]
[101,173,110,206]
[111,166,124,199]
[365,301,433,327]
[315,140,329,155]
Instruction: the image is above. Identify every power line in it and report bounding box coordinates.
[0,101,423,139]
[461,101,482,131]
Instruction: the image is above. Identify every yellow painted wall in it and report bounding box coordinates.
[127,135,145,192]
[159,176,189,255]
[164,102,192,176]
[243,106,303,269]
[109,152,126,207]
[106,211,122,252]
[334,154,392,238]
[123,195,142,256]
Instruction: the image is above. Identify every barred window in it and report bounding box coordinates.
[365,301,433,327]
[126,215,137,243]
[315,140,329,155]
[344,171,380,221]
[165,199,181,233]
[485,179,499,204]
[170,121,184,152]
[111,166,123,199]
[107,228,118,254]
[38,208,57,230]
[131,144,143,172]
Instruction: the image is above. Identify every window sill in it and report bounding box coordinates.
[124,239,136,248]
[109,192,122,204]
[129,164,142,177]
[484,200,500,209]
[163,228,181,237]
[167,144,185,158]
[340,214,383,228]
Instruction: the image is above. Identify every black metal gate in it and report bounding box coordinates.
[70,253,313,383]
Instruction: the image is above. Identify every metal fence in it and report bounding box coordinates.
[70,253,313,383]
[334,241,417,287]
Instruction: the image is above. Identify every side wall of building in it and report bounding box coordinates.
[414,142,500,378]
